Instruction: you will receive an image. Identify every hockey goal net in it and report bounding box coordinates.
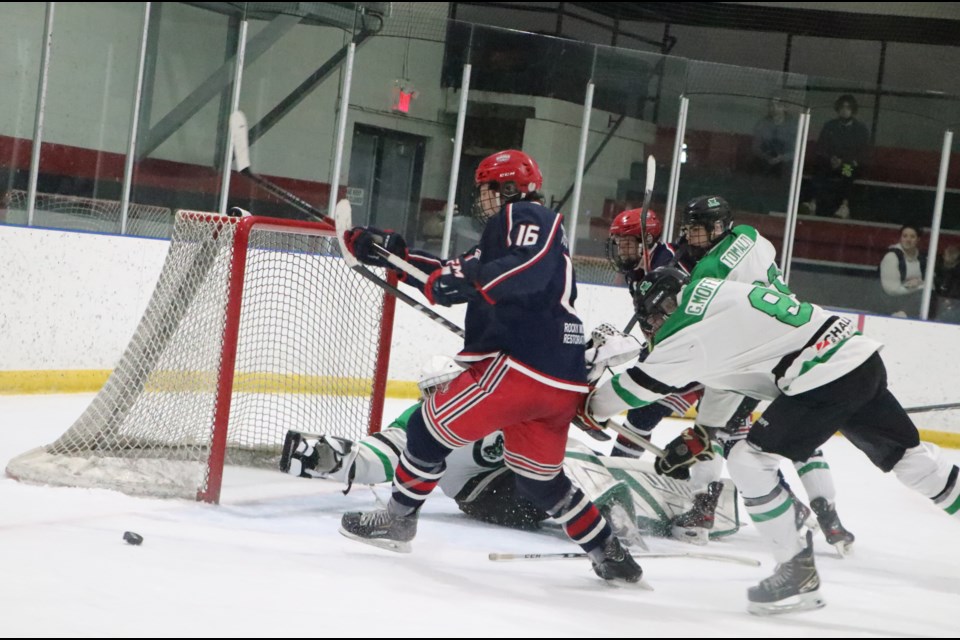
[0,189,173,237]
[6,211,395,502]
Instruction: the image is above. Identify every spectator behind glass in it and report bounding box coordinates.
[802,94,870,219]
[879,224,927,318]
[934,244,960,323]
[751,95,795,179]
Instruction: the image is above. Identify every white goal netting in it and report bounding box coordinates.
[7,212,393,501]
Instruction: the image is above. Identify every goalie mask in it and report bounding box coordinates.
[680,195,733,261]
[417,355,464,397]
[633,266,690,339]
[472,150,543,223]
[606,208,663,274]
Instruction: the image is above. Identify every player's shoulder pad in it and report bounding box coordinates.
[507,199,557,223]
[730,224,759,241]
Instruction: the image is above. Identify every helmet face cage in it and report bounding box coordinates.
[605,234,641,273]
[680,196,732,248]
[417,356,463,398]
[472,149,542,224]
[472,182,502,223]
[607,208,662,273]
[633,268,689,337]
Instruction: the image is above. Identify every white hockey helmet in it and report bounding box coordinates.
[417,355,464,396]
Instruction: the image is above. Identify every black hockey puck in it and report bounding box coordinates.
[123,531,144,546]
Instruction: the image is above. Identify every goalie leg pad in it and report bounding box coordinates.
[688,442,724,492]
[563,445,645,548]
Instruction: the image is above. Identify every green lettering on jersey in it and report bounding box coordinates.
[747,287,812,327]
[765,263,792,295]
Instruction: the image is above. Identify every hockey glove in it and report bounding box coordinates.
[584,323,644,383]
[343,226,407,269]
[573,390,612,442]
[424,259,480,306]
[654,424,714,480]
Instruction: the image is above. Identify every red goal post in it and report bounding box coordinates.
[7,211,396,503]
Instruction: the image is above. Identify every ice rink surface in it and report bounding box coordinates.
[2,394,958,637]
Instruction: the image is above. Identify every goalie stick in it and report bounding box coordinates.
[624,155,656,335]
[229,111,464,339]
[488,551,760,567]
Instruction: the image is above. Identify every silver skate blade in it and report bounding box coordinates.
[747,591,826,616]
[338,526,412,554]
[602,576,655,591]
[831,540,853,559]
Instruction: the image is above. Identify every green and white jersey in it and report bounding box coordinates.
[690,225,790,294]
[683,224,790,427]
[335,402,504,498]
[590,278,882,420]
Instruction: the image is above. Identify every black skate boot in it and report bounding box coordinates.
[792,500,819,532]
[339,508,418,553]
[588,535,643,584]
[810,497,855,555]
[747,530,825,616]
[671,481,723,545]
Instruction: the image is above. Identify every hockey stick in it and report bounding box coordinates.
[488,551,760,567]
[229,111,464,338]
[332,201,463,338]
[905,401,960,414]
[230,112,330,224]
[603,418,667,458]
[638,154,656,276]
[624,155,656,335]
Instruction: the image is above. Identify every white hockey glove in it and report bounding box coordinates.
[584,323,644,383]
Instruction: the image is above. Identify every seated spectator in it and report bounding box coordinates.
[934,244,960,323]
[879,224,927,318]
[751,95,796,179]
[802,94,870,219]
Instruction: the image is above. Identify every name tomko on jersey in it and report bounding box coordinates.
[589,279,882,420]
[689,224,791,294]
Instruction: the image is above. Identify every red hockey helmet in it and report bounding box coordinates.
[474,150,543,194]
[606,208,663,274]
[609,208,663,240]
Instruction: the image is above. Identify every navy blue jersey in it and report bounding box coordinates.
[624,241,692,290]
[406,200,588,390]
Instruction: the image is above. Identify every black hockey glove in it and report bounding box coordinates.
[424,257,481,307]
[343,226,407,269]
[654,424,714,480]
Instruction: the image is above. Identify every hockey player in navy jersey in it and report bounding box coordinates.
[338,149,641,583]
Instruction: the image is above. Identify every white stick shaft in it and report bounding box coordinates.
[603,418,666,458]
[373,245,431,283]
[488,551,759,567]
